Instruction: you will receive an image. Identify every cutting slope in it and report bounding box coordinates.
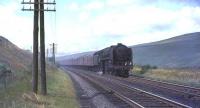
[0,36,32,71]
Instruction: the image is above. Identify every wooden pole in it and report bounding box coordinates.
[52,43,55,64]
[32,0,39,93]
[40,0,47,95]
[46,48,49,59]
[22,0,55,95]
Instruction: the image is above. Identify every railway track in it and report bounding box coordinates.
[66,68,190,108]
[129,75,200,99]
[104,74,200,108]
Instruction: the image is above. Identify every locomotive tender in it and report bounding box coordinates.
[65,43,133,77]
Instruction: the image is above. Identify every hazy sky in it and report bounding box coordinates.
[0,0,200,55]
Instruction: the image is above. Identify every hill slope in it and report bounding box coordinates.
[132,32,200,68]
[57,51,94,64]
[0,36,79,108]
[0,36,32,71]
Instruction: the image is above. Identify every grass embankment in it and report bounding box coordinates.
[0,65,79,108]
[132,65,200,87]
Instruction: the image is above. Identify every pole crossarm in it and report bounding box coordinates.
[22,8,56,12]
[21,0,56,12]
[21,2,56,5]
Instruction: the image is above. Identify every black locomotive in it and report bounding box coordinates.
[94,43,132,77]
[63,43,133,77]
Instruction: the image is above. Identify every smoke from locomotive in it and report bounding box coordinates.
[64,43,133,77]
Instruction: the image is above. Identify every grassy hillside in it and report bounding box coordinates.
[0,36,79,107]
[57,51,94,64]
[0,36,32,72]
[132,32,200,68]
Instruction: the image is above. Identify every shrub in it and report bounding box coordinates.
[132,64,158,74]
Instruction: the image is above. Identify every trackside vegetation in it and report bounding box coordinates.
[0,65,79,108]
[132,65,200,87]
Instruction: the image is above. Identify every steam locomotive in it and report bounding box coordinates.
[63,43,133,77]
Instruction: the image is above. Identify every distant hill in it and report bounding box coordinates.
[57,51,94,65]
[58,32,200,68]
[0,36,32,71]
[131,32,200,68]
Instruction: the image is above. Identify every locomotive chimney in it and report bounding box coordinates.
[117,43,122,45]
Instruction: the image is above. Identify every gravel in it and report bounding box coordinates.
[66,70,117,108]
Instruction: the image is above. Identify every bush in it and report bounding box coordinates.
[152,66,158,69]
[140,65,149,74]
[133,64,158,74]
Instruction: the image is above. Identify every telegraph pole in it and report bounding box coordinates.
[40,0,46,95]
[33,0,39,94]
[21,0,56,95]
[22,0,39,93]
[50,43,56,64]
[53,43,56,64]
[46,48,49,60]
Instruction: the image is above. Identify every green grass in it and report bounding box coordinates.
[144,69,200,87]
[0,70,32,107]
[0,66,79,108]
[38,68,79,108]
[132,66,200,87]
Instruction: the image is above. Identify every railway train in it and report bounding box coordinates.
[63,43,133,77]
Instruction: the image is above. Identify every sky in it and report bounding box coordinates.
[0,0,200,55]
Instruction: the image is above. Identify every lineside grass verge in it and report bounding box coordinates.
[132,65,200,87]
[0,65,79,108]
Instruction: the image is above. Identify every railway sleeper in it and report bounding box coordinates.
[142,103,174,108]
[133,99,163,102]
[132,97,153,100]
[144,105,174,108]
[137,101,168,105]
